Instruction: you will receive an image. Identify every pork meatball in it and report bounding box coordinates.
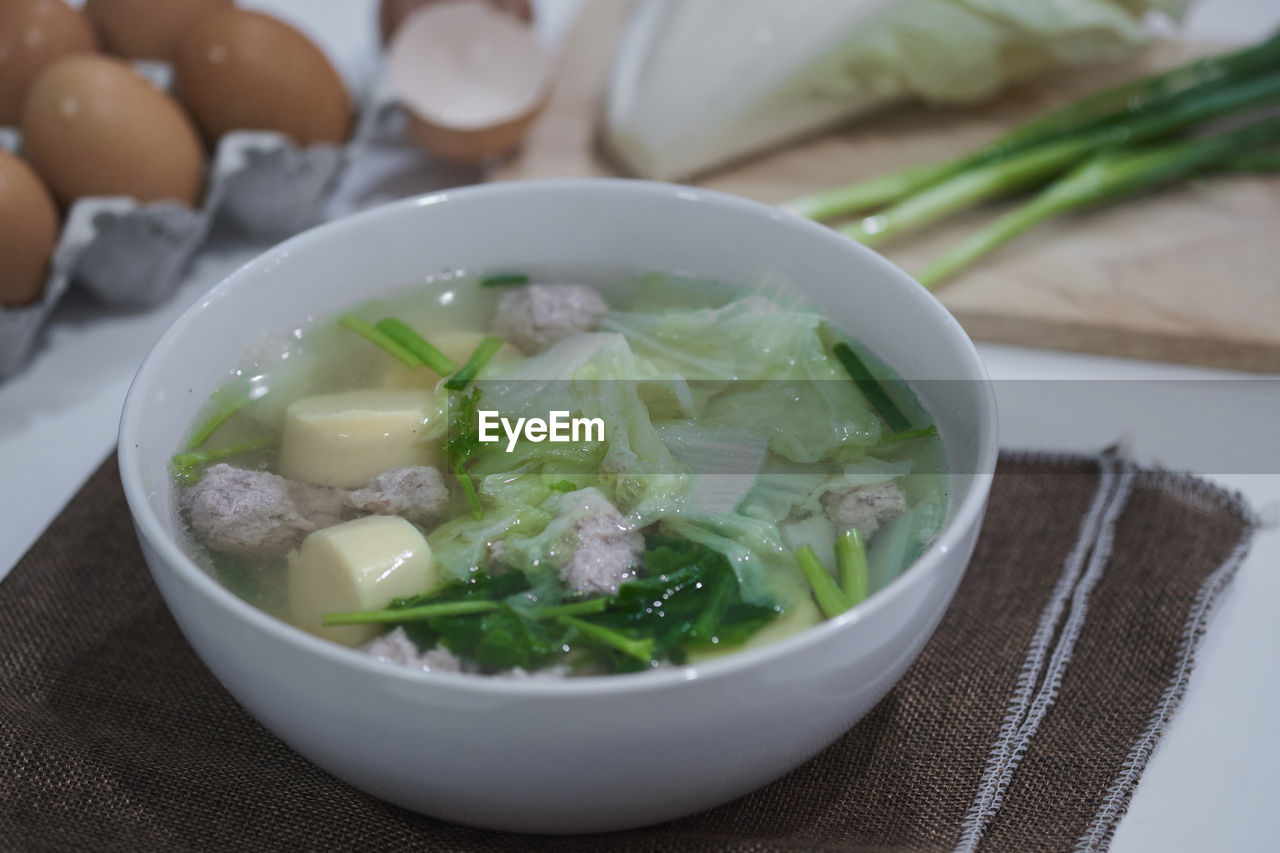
[491,284,608,354]
[557,489,644,595]
[182,464,349,557]
[821,479,907,537]
[362,628,462,672]
[348,466,450,527]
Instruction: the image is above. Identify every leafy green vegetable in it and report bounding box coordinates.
[611,0,1192,181]
[327,536,779,674]
[557,616,654,664]
[480,273,532,287]
[323,600,499,626]
[170,437,276,486]
[916,112,1280,288]
[575,536,777,669]
[374,318,457,375]
[337,313,421,368]
[445,336,506,391]
[379,571,548,669]
[474,332,690,525]
[445,388,485,519]
[831,342,912,433]
[425,476,558,576]
[547,479,580,493]
[538,598,609,619]
[606,297,883,463]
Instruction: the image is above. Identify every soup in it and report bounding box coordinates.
[172,270,947,677]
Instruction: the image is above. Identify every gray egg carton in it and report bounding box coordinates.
[0,66,394,380]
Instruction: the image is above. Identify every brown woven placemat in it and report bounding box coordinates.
[0,452,1255,853]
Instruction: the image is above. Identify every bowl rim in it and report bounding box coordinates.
[119,177,999,697]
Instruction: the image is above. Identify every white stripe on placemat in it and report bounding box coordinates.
[955,453,1135,853]
[1074,472,1258,852]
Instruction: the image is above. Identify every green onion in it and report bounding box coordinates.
[445,336,505,391]
[785,161,962,223]
[916,113,1280,289]
[338,314,421,368]
[842,70,1280,247]
[374,318,457,375]
[689,573,735,642]
[835,528,870,607]
[480,273,531,287]
[321,600,500,627]
[185,385,251,449]
[832,342,913,433]
[785,32,1280,221]
[558,616,655,663]
[170,436,275,485]
[795,545,850,619]
[1217,147,1280,172]
[879,425,939,446]
[994,31,1280,155]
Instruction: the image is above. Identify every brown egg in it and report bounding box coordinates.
[21,55,204,208]
[379,0,532,45]
[0,148,59,307]
[0,0,99,125]
[174,9,351,147]
[85,0,234,61]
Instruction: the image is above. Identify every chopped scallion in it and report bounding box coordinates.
[480,273,531,287]
[374,318,457,375]
[186,386,251,449]
[832,342,913,433]
[836,528,870,607]
[445,336,505,391]
[795,545,851,619]
[170,437,275,486]
[879,425,939,446]
[338,313,421,368]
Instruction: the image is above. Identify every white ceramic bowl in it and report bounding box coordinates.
[119,179,998,834]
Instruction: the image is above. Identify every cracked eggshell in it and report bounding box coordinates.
[174,7,352,148]
[20,54,205,208]
[387,0,552,165]
[0,0,99,125]
[378,0,533,44]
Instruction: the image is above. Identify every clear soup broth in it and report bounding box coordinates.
[173,268,947,677]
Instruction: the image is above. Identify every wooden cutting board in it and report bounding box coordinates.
[491,2,1280,373]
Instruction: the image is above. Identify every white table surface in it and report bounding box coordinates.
[3,1,1278,850]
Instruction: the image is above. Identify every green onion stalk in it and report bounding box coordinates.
[916,113,1280,288]
[784,31,1280,222]
[844,70,1280,247]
